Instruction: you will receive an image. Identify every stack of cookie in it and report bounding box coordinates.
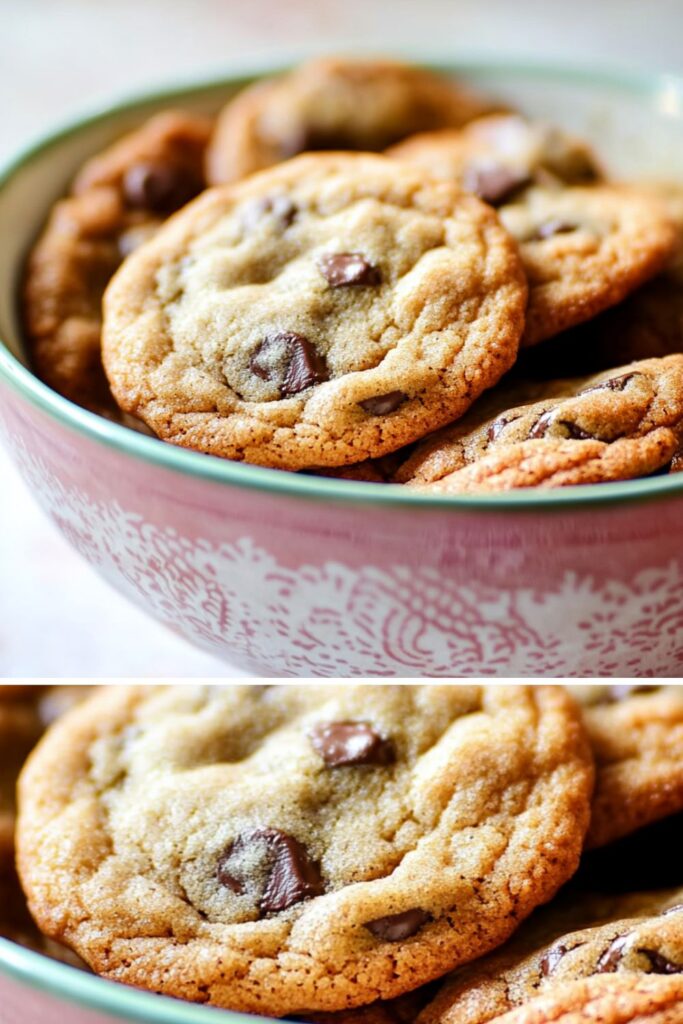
[22,58,683,493]
[2,684,683,1023]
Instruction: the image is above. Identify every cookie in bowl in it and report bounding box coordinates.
[389,123,676,346]
[23,110,212,415]
[206,57,497,185]
[17,684,593,1015]
[102,152,527,469]
[417,889,683,1024]
[393,356,683,493]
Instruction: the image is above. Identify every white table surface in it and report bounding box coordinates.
[3,0,682,677]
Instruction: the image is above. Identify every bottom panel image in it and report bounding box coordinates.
[0,684,682,1024]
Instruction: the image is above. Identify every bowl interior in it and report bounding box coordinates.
[3,60,683,516]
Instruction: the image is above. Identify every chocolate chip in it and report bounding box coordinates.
[366,909,431,941]
[596,935,630,972]
[529,412,594,441]
[217,828,324,915]
[462,163,531,206]
[540,942,585,976]
[637,948,683,974]
[122,161,201,213]
[531,219,578,241]
[309,721,395,767]
[242,194,298,231]
[359,391,407,415]
[318,253,381,287]
[251,332,328,397]
[580,372,640,396]
[487,413,520,443]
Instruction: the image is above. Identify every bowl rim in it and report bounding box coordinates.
[0,937,272,1023]
[3,55,683,512]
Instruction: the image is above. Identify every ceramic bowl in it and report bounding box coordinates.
[0,937,269,1024]
[3,60,683,677]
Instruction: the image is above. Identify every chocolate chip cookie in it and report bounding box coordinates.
[17,685,593,1015]
[206,57,495,185]
[23,110,211,413]
[395,356,683,492]
[389,124,675,346]
[387,114,602,196]
[569,686,683,849]
[482,977,683,1024]
[102,152,527,469]
[418,889,683,1024]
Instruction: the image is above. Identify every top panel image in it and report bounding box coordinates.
[3,1,683,676]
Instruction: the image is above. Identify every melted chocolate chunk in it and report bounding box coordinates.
[637,948,683,974]
[309,721,395,767]
[366,909,431,941]
[360,389,409,413]
[217,828,324,915]
[462,163,531,206]
[359,391,407,415]
[531,219,578,241]
[579,372,640,397]
[529,412,594,441]
[122,161,201,213]
[487,413,520,443]
[251,332,328,396]
[541,941,586,977]
[318,253,381,287]
[596,934,630,972]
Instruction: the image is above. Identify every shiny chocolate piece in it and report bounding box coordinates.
[359,391,407,415]
[580,372,641,397]
[309,721,395,767]
[541,942,578,977]
[217,828,324,914]
[462,163,531,206]
[318,252,381,287]
[638,948,683,974]
[251,332,328,396]
[529,412,594,441]
[122,160,201,213]
[366,908,431,941]
[487,413,520,443]
[596,934,630,972]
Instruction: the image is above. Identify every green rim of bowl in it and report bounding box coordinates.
[0,938,272,1023]
[2,55,683,511]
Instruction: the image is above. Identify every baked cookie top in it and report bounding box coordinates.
[417,888,683,1024]
[483,977,683,1024]
[389,123,675,346]
[23,110,211,414]
[502,186,676,346]
[395,355,683,492]
[17,685,593,1015]
[206,57,494,185]
[387,115,601,197]
[569,686,683,848]
[102,152,527,469]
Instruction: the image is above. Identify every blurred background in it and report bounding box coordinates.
[3,0,683,675]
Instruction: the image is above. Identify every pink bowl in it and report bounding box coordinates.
[3,60,683,677]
